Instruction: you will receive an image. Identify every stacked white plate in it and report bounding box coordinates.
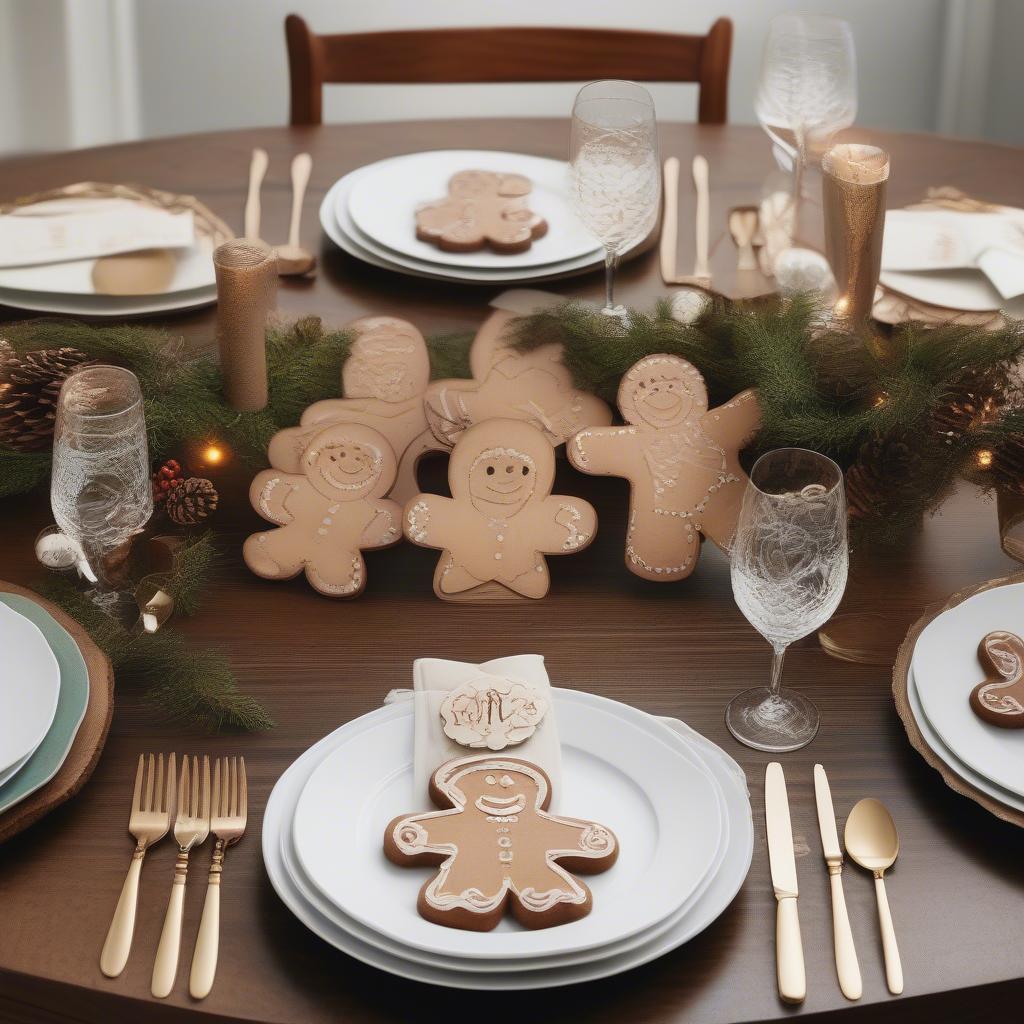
[264,688,752,989]
[318,150,607,284]
[908,581,1024,814]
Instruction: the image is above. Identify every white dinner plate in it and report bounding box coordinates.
[907,664,1024,814]
[913,581,1024,797]
[292,690,722,961]
[0,602,61,776]
[0,283,217,317]
[263,706,752,989]
[345,150,600,269]
[879,268,1024,315]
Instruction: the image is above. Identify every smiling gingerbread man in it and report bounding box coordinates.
[404,418,597,601]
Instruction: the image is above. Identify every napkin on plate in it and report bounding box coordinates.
[385,655,561,806]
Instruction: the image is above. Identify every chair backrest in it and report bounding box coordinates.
[285,15,732,127]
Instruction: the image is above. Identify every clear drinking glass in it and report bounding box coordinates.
[51,365,153,593]
[570,80,659,317]
[726,448,849,752]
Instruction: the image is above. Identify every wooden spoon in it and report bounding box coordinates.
[276,153,316,276]
[243,147,269,241]
[728,206,760,271]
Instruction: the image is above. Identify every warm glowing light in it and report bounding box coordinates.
[834,296,850,316]
[873,392,887,408]
[976,449,994,468]
[202,443,225,466]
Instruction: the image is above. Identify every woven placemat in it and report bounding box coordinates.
[892,570,1024,829]
[0,581,113,844]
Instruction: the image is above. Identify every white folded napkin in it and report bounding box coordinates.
[385,655,561,808]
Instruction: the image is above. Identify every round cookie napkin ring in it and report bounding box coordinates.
[440,674,548,750]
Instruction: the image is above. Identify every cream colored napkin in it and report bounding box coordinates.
[385,655,561,807]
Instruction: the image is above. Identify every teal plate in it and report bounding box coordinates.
[0,594,90,815]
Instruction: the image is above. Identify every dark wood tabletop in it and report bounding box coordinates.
[1,120,1023,1024]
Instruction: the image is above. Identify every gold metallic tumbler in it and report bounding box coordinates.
[822,144,890,325]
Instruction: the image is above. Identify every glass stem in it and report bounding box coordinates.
[768,643,788,700]
[603,247,619,312]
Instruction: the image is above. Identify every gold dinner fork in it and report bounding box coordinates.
[151,755,210,997]
[189,756,247,999]
[100,753,176,978]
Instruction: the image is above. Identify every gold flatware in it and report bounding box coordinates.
[728,206,760,272]
[691,155,711,285]
[276,153,316,276]
[100,753,176,978]
[660,156,714,289]
[813,765,862,1000]
[765,762,805,1004]
[151,755,210,998]
[189,756,247,999]
[845,797,903,995]
[243,148,269,241]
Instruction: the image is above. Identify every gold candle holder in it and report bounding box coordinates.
[213,238,277,411]
[822,144,890,325]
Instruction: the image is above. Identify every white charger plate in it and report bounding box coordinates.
[345,150,600,269]
[0,283,217,317]
[0,602,61,776]
[263,705,752,990]
[913,581,1024,797]
[292,690,722,961]
[907,664,1024,814]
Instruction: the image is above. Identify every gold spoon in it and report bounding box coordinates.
[276,152,316,276]
[845,798,904,995]
[728,206,760,271]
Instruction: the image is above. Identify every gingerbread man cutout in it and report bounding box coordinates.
[969,630,1024,728]
[384,756,617,931]
[405,418,597,601]
[423,289,613,451]
[416,170,548,254]
[569,354,761,582]
[243,422,402,597]
[268,316,433,505]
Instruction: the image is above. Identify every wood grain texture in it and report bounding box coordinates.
[0,121,1023,1022]
[284,15,731,125]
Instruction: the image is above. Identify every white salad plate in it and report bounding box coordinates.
[0,601,61,776]
[292,689,722,961]
[344,150,600,269]
[912,581,1024,797]
[263,696,752,989]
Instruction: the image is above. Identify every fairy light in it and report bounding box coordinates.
[200,442,226,467]
[873,392,887,408]
[976,449,994,469]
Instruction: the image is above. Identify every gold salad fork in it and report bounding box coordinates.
[190,756,247,999]
[100,753,176,978]
[151,755,210,997]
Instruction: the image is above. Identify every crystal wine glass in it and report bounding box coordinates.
[570,80,659,317]
[726,448,849,752]
[51,365,153,595]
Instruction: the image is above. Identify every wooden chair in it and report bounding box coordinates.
[284,15,732,127]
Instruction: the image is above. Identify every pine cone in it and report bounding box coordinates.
[992,434,1024,496]
[932,370,1002,444]
[845,435,922,520]
[165,477,219,525]
[0,344,94,451]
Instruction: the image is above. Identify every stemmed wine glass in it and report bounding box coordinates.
[570,80,659,318]
[51,365,153,602]
[726,449,849,752]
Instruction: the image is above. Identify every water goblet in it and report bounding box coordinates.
[726,448,849,752]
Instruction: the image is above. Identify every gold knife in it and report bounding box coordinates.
[814,764,863,1000]
[765,762,806,1004]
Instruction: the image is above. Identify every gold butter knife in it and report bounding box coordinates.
[814,764,862,1000]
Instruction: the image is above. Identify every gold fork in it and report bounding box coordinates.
[151,755,210,997]
[189,756,247,999]
[100,753,176,978]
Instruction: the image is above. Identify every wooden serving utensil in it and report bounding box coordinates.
[243,148,269,241]
[276,153,316,277]
[660,155,713,289]
[728,206,760,271]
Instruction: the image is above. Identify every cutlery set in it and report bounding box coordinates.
[765,762,902,1005]
[244,147,316,277]
[100,753,247,1000]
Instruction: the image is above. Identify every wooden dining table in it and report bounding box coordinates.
[1,119,1023,1024]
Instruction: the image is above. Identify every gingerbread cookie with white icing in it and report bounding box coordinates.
[416,170,548,254]
[384,756,617,931]
[440,673,548,751]
[243,422,402,597]
[969,630,1024,727]
[569,354,761,582]
[404,418,597,601]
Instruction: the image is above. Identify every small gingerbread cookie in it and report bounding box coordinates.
[416,170,548,254]
[440,673,548,751]
[243,422,402,597]
[969,630,1024,727]
[384,756,618,931]
[404,418,597,601]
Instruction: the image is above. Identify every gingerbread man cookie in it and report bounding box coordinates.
[569,354,761,582]
[969,631,1024,727]
[416,170,548,254]
[243,422,402,597]
[384,756,617,931]
[440,673,549,751]
[423,290,613,451]
[405,418,597,601]
[267,316,433,505]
